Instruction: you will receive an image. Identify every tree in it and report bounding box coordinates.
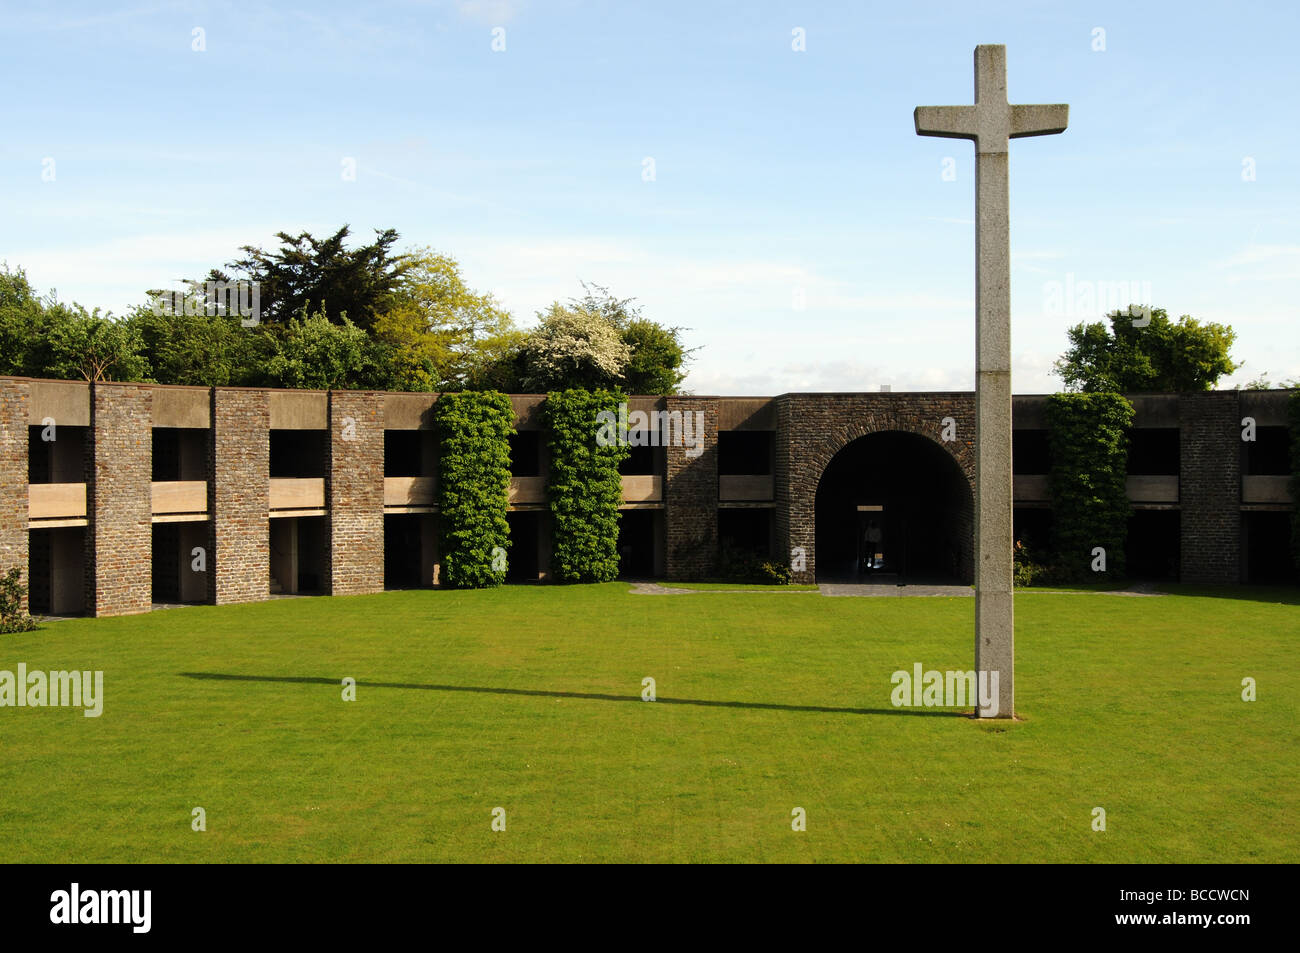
[507,284,692,394]
[1241,373,1300,390]
[1,264,151,383]
[622,318,688,394]
[517,301,631,392]
[125,302,261,387]
[261,311,386,390]
[28,310,152,383]
[0,264,43,377]
[371,248,518,391]
[208,226,411,329]
[1053,307,1240,393]
[571,283,692,393]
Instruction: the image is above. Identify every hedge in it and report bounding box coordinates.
[1045,392,1134,581]
[543,389,629,583]
[434,391,514,588]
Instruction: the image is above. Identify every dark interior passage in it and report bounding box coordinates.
[1242,511,1296,583]
[385,514,424,589]
[719,509,772,559]
[506,511,541,582]
[27,527,86,616]
[1126,510,1181,580]
[815,431,973,584]
[617,510,660,578]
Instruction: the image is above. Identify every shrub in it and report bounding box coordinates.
[1012,539,1051,588]
[0,568,38,634]
[434,391,514,588]
[719,544,792,585]
[543,389,629,583]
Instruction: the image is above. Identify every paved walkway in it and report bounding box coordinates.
[630,580,1167,598]
[819,583,973,597]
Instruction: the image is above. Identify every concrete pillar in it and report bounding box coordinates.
[86,383,153,617]
[210,388,269,604]
[327,391,384,595]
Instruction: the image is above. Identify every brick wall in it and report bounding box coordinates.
[775,393,977,583]
[1180,392,1240,584]
[87,383,153,616]
[664,396,719,580]
[0,380,30,610]
[210,389,269,604]
[327,391,384,595]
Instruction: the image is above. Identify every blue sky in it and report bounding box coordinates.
[3,0,1298,393]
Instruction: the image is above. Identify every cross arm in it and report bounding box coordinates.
[914,105,978,140]
[1010,103,1068,138]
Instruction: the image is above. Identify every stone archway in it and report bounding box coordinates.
[774,394,976,584]
[814,431,973,583]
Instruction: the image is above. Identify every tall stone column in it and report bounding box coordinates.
[1179,392,1241,584]
[663,396,719,581]
[0,379,31,610]
[327,390,385,595]
[773,394,813,584]
[87,382,153,616]
[210,388,269,604]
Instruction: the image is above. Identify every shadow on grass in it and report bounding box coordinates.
[179,672,963,718]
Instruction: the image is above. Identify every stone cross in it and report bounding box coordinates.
[914,45,1067,718]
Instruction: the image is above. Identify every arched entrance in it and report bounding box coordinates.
[814,431,973,584]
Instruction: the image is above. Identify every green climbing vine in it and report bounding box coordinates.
[434,390,514,588]
[1045,392,1135,581]
[543,389,629,583]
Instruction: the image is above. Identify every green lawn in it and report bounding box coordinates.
[2,583,1296,862]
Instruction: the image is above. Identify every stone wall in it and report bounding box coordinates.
[327,391,385,595]
[87,383,153,616]
[664,396,719,580]
[0,380,30,610]
[209,389,269,604]
[1179,391,1240,584]
[775,393,977,583]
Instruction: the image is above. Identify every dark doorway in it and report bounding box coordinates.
[618,510,658,578]
[1242,511,1296,584]
[385,514,424,589]
[506,511,540,582]
[814,431,973,584]
[1127,510,1180,581]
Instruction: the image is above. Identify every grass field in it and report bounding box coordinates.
[2,583,1296,863]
